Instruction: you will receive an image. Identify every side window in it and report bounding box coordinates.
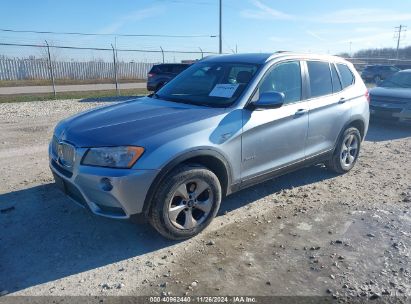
[158,65,172,73]
[150,66,161,73]
[307,61,333,98]
[331,63,342,92]
[257,61,302,104]
[336,64,354,88]
[172,65,187,73]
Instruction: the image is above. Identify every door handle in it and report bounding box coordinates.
[294,109,308,116]
[338,97,346,104]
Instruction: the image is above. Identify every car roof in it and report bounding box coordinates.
[202,53,275,64]
[201,52,349,64]
[365,64,395,68]
[154,63,189,66]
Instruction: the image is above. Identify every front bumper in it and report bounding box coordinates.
[49,144,158,219]
[370,105,411,125]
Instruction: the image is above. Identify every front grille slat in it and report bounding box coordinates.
[370,95,410,105]
[370,105,402,113]
[51,159,73,178]
[51,136,59,157]
[58,142,75,169]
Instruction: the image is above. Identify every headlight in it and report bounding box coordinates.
[82,146,144,168]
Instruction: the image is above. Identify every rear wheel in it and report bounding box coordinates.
[149,164,221,240]
[326,127,361,174]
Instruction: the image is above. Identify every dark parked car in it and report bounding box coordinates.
[361,65,400,83]
[369,69,411,124]
[147,63,190,91]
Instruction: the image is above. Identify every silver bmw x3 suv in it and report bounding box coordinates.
[49,52,369,239]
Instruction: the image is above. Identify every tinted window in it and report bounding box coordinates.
[150,65,171,73]
[337,64,354,88]
[149,66,161,73]
[307,61,333,98]
[331,64,342,92]
[257,61,302,104]
[172,65,188,73]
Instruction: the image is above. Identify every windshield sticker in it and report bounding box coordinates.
[209,84,239,98]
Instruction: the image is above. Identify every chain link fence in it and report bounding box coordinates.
[2,42,411,99]
[0,42,217,98]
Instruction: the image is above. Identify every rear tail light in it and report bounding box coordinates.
[148,73,155,78]
[365,90,370,103]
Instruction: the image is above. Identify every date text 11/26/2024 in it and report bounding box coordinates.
[149,296,257,303]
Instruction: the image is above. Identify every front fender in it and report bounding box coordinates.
[141,147,233,216]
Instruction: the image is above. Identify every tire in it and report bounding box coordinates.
[149,164,222,240]
[326,127,361,174]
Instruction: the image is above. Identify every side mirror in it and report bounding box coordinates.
[253,91,285,109]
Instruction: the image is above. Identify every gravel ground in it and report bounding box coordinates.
[0,99,410,302]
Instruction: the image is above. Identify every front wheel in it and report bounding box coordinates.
[326,127,361,174]
[149,164,222,240]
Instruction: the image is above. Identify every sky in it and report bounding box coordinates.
[1,0,411,62]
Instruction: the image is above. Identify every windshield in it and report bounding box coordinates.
[380,72,411,88]
[153,61,261,107]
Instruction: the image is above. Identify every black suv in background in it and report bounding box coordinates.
[147,63,190,91]
[361,65,400,83]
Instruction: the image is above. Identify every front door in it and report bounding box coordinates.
[241,60,309,181]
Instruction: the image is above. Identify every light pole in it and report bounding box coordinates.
[45,40,56,98]
[219,0,222,54]
[111,44,119,96]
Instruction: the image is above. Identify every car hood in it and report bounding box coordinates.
[55,97,227,147]
[370,87,411,99]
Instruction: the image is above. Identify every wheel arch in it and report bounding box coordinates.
[347,119,365,140]
[332,118,366,155]
[142,149,232,216]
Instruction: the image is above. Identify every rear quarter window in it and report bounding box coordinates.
[336,64,354,88]
[307,61,333,98]
[149,66,161,73]
[331,64,342,92]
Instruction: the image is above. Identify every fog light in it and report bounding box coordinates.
[100,178,113,191]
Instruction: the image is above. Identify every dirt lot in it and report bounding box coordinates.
[0,99,410,302]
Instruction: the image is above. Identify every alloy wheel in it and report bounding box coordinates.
[340,134,359,168]
[168,179,213,230]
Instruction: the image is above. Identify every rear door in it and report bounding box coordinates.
[304,61,352,157]
[241,60,309,181]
